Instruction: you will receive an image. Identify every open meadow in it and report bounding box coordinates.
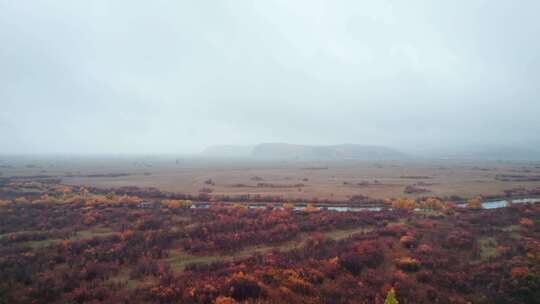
[2,156,540,202]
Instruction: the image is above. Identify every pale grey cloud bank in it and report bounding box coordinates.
[1,1,539,154]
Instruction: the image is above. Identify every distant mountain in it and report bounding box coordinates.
[200,143,407,160]
[200,144,539,161]
[251,143,408,160]
[200,145,254,158]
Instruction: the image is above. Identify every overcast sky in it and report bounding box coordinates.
[1,1,539,154]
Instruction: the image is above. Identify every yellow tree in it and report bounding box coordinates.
[231,203,245,209]
[162,199,192,209]
[467,197,482,209]
[520,218,534,227]
[283,202,295,210]
[420,197,443,209]
[215,296,237,304]
[391,198,416,210]
[162,199,181,209]
[384,288,399,304]
[181,200,193,209]
[304,203,318,212]
[119,194,141,205]
[14,197,30,204]
[60,186,72,194]
[106,192,117,201]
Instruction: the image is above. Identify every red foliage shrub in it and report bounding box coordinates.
[396,257,420,272]
[445,230,474,249]
[400,234,417,248]
[417,270,433,283]
[417,244,432,255]
[226,273,264,301]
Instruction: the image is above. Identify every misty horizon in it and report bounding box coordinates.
[1,142,539,162]
[2,1,540,155]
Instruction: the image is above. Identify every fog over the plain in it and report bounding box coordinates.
[1,1,539,155]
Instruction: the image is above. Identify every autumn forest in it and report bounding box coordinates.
[0,175,539,304]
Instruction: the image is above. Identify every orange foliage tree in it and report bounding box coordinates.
[467,197,482,209]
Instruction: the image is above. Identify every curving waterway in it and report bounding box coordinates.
[190,197,540,212]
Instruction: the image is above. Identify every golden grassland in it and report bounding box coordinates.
[4,158,540,201]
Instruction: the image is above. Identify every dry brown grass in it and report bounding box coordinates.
[4,158,540,201]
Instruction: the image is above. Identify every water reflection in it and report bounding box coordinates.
[189,198,539,212]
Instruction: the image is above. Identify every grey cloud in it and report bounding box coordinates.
[1,0,539,154]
